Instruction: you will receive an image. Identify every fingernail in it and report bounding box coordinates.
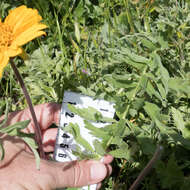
[90,163,106,181]
[100,157,104,162]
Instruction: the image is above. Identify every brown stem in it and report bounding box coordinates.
[128,145,163,190]
[10,59,45,159]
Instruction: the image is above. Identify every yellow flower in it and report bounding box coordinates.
[0,5,47,78]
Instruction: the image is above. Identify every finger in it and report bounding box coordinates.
[102,155,114,164]
[42,128,58,152]
[105,164,112,177]
[96,164,113,190]
[96,183,102,190]
[3,103,61,133]
[50,160,109,188]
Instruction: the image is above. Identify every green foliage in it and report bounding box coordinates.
[65,123,96,156]
[156,155,184,189]
[0,108,40,168]
[1,0,190,189]
[68,104,115,123]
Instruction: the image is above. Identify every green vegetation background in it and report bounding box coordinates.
[1,0,190,189]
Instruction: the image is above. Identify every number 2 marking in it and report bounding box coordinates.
[65,112,74,118]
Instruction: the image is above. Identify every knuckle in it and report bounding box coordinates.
[73,161,83,186]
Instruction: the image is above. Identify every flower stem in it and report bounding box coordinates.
[128,145,163,190]
[10,59,45,159]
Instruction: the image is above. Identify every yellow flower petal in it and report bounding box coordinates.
[12,23,47,46]
[4,6,28,27]
[5,6,41,28]
[0,5,47,78]
[6,46,23,57]
[5,5,44,38]
[0,53,9,78]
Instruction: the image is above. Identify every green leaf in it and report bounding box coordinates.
[146,80,163,102]
[65,123,95,153]
[156,35,169,49]
[74,22,80,43]
[73,0,85,19]
[112,73,136,81]
[143,102,161,121]
[139,75,148,90]
[121,47,150,64]
[0,99,9,129]
[111,56,145,70]
[104,74,137,89]
[110,136,129,148]
[152,52,169,95]
[156,82,166,100]
[171,107,186,136]
[184,123,190,140]
[140,37,157,51]
[136,133,157,155]
[168,78,190,95]
[68,104,101,122]
[0,120,31,135]
[126,119,142,135]
[156,156,184,189]
[68,104,115,123]
[180,177,190,190]
[0,142,4,160]
[84,120,109,139]
[93,139,106,156]
[114,119,128,137]
[167,130,190,150]
[21,134,40,169]
[108,146,130,159]
[102,119,128,138]
[77,86,96,97]
[131,98,145,111]
[0,119,40,168]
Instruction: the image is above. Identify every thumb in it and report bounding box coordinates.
[51,159,107,188]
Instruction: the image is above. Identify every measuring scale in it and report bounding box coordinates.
[54,91,115,190]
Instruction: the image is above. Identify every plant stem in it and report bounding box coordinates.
[128,145,163,190]
[10,59,45,159]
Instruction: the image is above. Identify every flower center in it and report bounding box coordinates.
[0,22,13,50]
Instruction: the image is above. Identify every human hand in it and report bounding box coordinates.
[0,103,113,190]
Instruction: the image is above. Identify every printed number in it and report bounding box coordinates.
[65,112,74,118]
[100,108,108,112]
[63,101,76,105]
[62,133,70,138]
[68,101,76,105]
[58,153,67,158]
[64,123,68,127]
[60,144,69,149]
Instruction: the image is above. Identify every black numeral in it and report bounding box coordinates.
[62,133,70,138]
[65,112,74,117]
[60,144,69,149]
[63,101,77,105]
[68,102,76,105]
[58,153,67,158]
[64,123,68,127]
[100,108,108,112]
